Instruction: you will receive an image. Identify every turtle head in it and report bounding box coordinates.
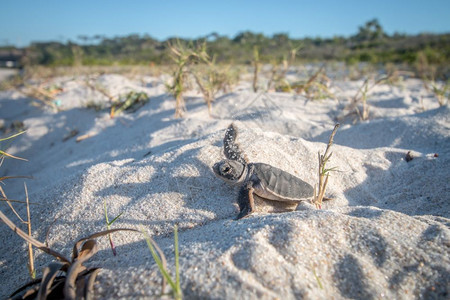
[213,159,246,185]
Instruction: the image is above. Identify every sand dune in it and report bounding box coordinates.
[0,71,448,299]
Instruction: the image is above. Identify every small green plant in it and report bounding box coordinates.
[266,58,283,91]
[343,71,397,122]
[85,100,104,111]
[429,80,449,106]
[104,199,123,256]
[111,91,149,117]
[267,45,301,91]
[276,65,334,100]
[357,78,370,120]
[313,124,340,209]
[142,225,182,300]
[252,46,261,93]
[191,62,237,116]
[312,268,323,289]
[166,40,209,118]
[414,51,449,106]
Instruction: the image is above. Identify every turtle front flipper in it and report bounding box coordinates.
[236,182,255,220]
[224,123,248,165]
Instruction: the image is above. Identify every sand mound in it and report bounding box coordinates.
[0,73,448,299]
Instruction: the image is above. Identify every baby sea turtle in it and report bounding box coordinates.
[213,124,314,219]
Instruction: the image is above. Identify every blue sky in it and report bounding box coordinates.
[1,0,449,47]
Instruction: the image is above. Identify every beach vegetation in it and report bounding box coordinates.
[0,132,37,280]
[191,63,238,116]
[104,199,123,256]
[4,19,448,80]
[0,208,138,300]
[110,91,149,117]
[252,46,261,92]
[165,40,209,117]
[166,40,237,117]
[340,71,400,122]
[266,44,301,91]
[142,225,182,300]
[313,124,339,209]
[429,80,449,106]
[275,65,335,100]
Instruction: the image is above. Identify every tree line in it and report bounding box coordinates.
[2,20,449,69]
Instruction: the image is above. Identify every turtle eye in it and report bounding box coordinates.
[222,166,231,173]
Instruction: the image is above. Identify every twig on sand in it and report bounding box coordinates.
[76,132,95,142]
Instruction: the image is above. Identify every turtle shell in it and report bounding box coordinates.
[251,163,314,202]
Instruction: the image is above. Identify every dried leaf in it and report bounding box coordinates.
[37,262,65,300]
[72,228,138,261]
[65,240,98,300]
[9,279,41,300]
[85,268,101,300]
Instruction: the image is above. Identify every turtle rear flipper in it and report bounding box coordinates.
[224,123,248,165]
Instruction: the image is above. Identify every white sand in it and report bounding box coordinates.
[0,70,449,299]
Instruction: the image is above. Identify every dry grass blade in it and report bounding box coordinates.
[0,185,26,223]
[0,197,39,205]
[252,46,260,92]
[22,85,59,111]
[0,175,33,182]
[0,149,28,161]
[0,209,71,263]
[0,180,35,224]
[84,79,118,103]
[24,183,36,279]
[174,225,181,298]
[295,65,325,94]
[0,130,27,141]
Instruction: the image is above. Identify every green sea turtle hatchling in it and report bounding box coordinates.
[213,124,314,219]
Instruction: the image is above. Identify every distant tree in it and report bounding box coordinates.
[13,22,449,75]
[206,32,220,41]
[232,31,267,45]
[353,19,387,42]
[273,33,290,45]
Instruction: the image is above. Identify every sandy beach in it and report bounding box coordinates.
[0,67,449,299]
